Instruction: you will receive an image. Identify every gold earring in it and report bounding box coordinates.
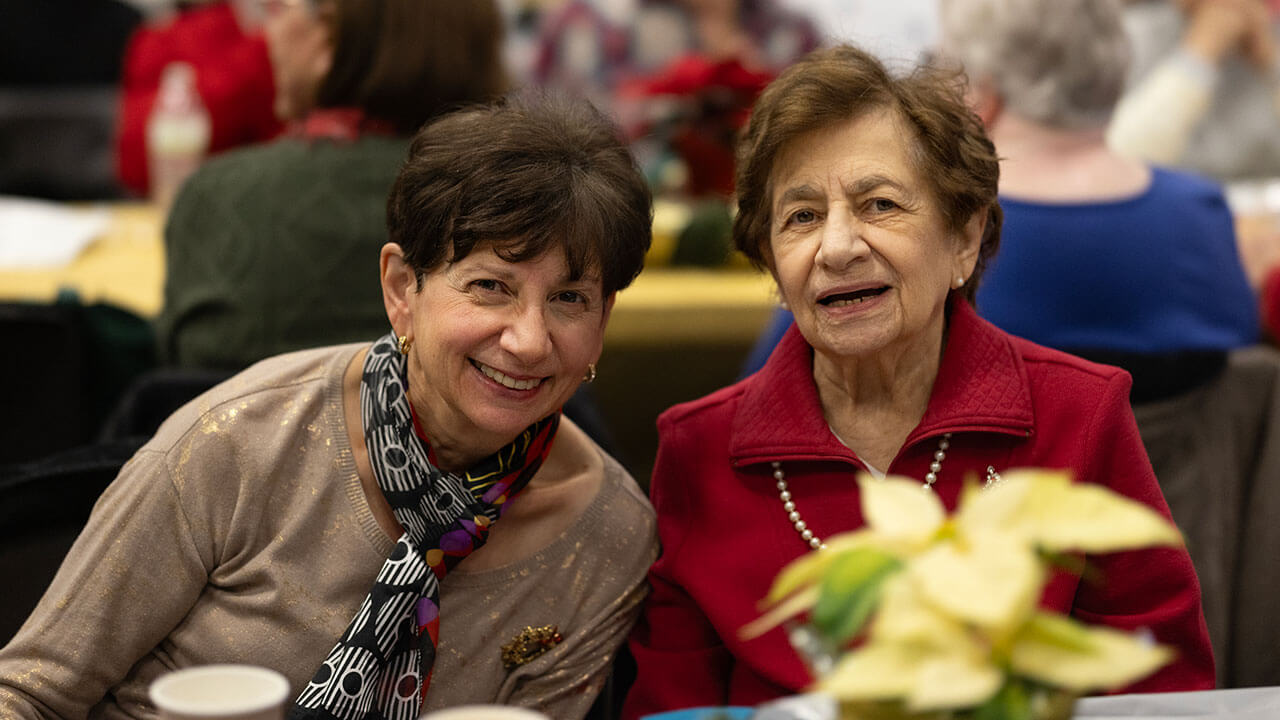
[398,335,412,354]
[583,363,597,383]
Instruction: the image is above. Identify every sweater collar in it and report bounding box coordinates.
[288,108,398,143]
[729,295,1034,467]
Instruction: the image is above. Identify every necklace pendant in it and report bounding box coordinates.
[984,465,1003,488]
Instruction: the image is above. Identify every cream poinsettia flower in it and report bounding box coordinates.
[748,469,1185,714]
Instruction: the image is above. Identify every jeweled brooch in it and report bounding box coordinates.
[501,625,564,669]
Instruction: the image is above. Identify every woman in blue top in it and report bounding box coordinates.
[937,0,1257,401]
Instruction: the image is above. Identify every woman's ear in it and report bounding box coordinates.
[969,78,1003,128]
[380,243,417,335]
[954,207,987,283]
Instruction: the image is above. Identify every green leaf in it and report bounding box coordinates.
[812,547,901,644]
[1016,613,1097,654]
[969,678,1033,720]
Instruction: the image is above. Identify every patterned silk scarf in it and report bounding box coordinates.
[292,334,560,720]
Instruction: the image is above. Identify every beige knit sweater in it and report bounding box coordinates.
[0,343,657,719]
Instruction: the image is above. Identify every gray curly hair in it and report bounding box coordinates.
[938,0,1131,129]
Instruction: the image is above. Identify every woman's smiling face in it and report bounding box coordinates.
[767,108,981,366]
[395,244,610,455]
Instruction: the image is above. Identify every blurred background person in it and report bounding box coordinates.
[937,0,1257,402]
[115,0,284,198]
[940,0,1272,688]
[155,0,507,371]
[534,0,818,199]
[534,0,817,112]
[1108,0,1280,309]
[1108,0,1280,181]
[775,0,939,69]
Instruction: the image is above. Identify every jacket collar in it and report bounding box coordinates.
[729,295,1034,467]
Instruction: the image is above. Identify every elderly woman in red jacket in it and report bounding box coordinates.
[622,44,1216,718]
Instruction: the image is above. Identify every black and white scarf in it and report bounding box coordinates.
[291,333,560,720]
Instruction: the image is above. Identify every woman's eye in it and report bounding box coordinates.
[554,290,585,305]
[787,209,818,226]
[471,279,503,293]
[871,198,898,212]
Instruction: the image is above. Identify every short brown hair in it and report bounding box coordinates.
[316,0,508,134]
[733,44,1002,303]
[386,93,653,296]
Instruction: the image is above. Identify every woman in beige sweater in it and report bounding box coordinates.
[0,93,657,720]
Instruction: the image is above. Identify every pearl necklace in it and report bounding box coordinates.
[771,433,953,551]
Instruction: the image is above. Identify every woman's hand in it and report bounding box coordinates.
[1181,0,1275,70]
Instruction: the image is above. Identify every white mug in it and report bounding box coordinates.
[419,705,550,720]
[149,664,290,720]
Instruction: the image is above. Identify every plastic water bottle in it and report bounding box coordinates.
[146,62,211,208]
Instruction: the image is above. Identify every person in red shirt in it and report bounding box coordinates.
[116,0,283,195]
[622,44,1215,718]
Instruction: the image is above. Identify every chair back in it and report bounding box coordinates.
[0,441,138,644]
[1134,344,1280,688]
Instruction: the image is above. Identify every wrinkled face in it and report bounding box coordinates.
[263,0,332,121]
[767,109,979,366]
[403,245,611,447]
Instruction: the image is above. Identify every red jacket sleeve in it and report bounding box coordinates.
[622,415,733,720]
[1070,371,1216,691]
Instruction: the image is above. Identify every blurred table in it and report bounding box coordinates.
[0,201,777,340]
[1226,180,1280,291]
[0,201,778,483]
[0,202,163,315]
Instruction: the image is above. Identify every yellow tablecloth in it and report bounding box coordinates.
[0,203,164,316]
[0,202,779,345]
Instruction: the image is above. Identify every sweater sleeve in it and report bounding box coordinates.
[1070,371,1217,692]
[622,415,734,720]
[1107,48,1216,167]
[0,448,212,718]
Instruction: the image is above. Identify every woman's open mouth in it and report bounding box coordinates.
[470,359,544,391]
[819,286,889,307]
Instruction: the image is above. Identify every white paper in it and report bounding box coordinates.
[0,196,109,269]
[1075,686,1280,719]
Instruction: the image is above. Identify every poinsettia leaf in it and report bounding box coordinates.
[813,547,901,644]
[817,643,920,701]
[858,475,945,544]
[908,533,1043,634]
[1009,612,1174,691]
[905,654,1004,712]
[739,585,819,640]
[1013,471,1183,553]
[764,530,876,605]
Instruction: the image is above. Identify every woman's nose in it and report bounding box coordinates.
[499,305,553,365]
[815,208,869,271]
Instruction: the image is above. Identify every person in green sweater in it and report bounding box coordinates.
[156,0,508,370]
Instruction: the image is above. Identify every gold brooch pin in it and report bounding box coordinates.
[501,625,564,669]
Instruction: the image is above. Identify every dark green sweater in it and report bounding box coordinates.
[156,134,409,370]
